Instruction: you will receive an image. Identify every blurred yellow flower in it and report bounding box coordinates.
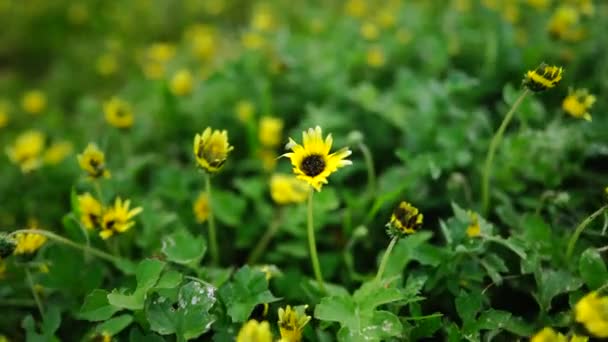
[236,320,272,342]
[203,0,225,15]
[193,192,210,223]
[530,327,566,342]
[242,31,266,50]
[375,9,396,28]
[453,0,472,12]
[193,127,234,173]
[14,225,47,255]
[235,100,255,123]
[6,130,45,173]
[387,201,423,237]
[527,0,551,10]
[563,88,595,121]
[104,97,134,129]
[344,0,367,18]
[96,53,119,76]
[251,5,276,32]
[21,90,47,115]
[466,211,481,238]
[143,62,166,80]
[100,197,143,240]
[575,291,608,338]
[259,149,277,171]
[278,305,311,342]
[259,116,283,148]
[366,46,386,68]
[360,22,379,41]
[523,63,563,92]
[78,193,102,230]
[77,143,110,179]
[548,6,584,42]
[170,69,194,96]
[147,43,175,63]
[270,174,309,205]
[185,24,217,60]
[44,141,73,165]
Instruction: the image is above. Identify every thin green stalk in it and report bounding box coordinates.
[376,236,398,282]
[25,267,44,318]
[0,298,37,307]
[566,204,608,260]
[358,142,376,198]
[205,173,219,266]
[481,89,530,215]
[307,190,325,293]
[93,180,104,204]
[247,209,283,265]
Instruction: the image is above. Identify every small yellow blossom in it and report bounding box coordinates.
[147,43,176,63]
[375,9,396,29]
[387,201,423,238]
[203,0,225,15]
[453,0,472,12]
[236,100,255,123]
[193,192,210,223]
[78,193,102,230]
[96,53,119,76]
[548,6,584,42]
[6,130,45,173]
[259,116,284,148]
[278,305,311,342]
[100,197,143,240]
[77,143,110,179]
[21,90,47,115]
[44,141,73,165]
[14,227,47,255]
[344,0,367,18]
[360,22,380,41]
[575,291,608,338]
[527,0,551,10]
[251,5,276,32]
[236,320,273,342]
[242,31,266,50]
[185,24,216,60]
[193,127,234,173]
[562,88,595,121]
[170,69,194,96]
[530,327,566,342]
[523,63,563,92]
[366,46,386,68]
[270,174,310,205]
[104,97,134,129]
[466,211,481,238]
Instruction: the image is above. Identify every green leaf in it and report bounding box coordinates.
[534,269,583,310]
[579,248,608,290]
[95,314,133,336]
[161,229,206,265]
[79,289,121,321]
[108,259,166,310]
[129,327,165,342]
[219,265,279,322]
[455,290,482,325]
[476,310,534,336]
[40,246,104,296]
[212,190,247,227]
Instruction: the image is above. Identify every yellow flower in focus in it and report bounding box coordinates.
[278,305,311,342]
[562,88,595,121]
[104,97,134,129]
[242,32,266,50]
[77,143,110,179]
[344,0,367,18]
[6,130,45,173]
[360,22,379,41]
[466,211,481,238]
[259,116,284,148]
[100,197,143,240]
[193,192,210,223]
[387,201,423,237]
[170,69,194,96]
[78,193,102,230]
[21,90,47,115]
[530,327,567,342]
[575,291,608,338]
[366,46,386,68]
[548,6,584,42]
[193,127,234,173]
[236,100,255,123]
[270,174,309,205]
[44,141,73,165]
[281,126,352,191]
[523,63,563,92]
[14,226,47,255]
[237,320,272,342]
[96,53,119,76]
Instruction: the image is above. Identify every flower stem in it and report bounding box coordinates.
[247,209,283,265]
[358,142,376,198]
[205,173,219,266]
[307,190,325,293]
[376,236,398,282]
[25,267,44,318]
[481,88,529,215]
[566,204,608,260]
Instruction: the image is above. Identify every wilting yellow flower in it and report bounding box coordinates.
[104,97,134,129]
[548,6,584,42]
[236,100,255,123]
[21,90,47,115]
[575,291,608,338]
[193,127,234,173]
[366,46,386,68]
[466,211,481,238]
[78,193,102,230]
[523,63,563,92]
[99,197,143,240]
[96,53,119,76]
[360,22,380,41]
[562,88,595,121]
[242,31,266,50]
[170,69,194,96]
[236,320,272,342]
[77,143,110,179]
[259,116,284,148]
[14,227,47,255]
[344,0,367,18]
[44,141,73,165]
[278,305,311,342]
[387,201,423,237]
[281,126,352,191]
[270,174,309,205]
[193,192,210,223]
[6,130,45,173]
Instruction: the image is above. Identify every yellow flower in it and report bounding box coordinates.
[562,88,595,121]
[360,22,379,41]
[270,174,309,205]
[44,141,73,165]
[100,197,143,240]
[78,193,102,230]
[527,0,551,11]
[375,9,396,28]
[104,97,134,129]
[96,53,119,76]
[143,61,166,80]
[575,291,608,338]
[281,126,352,192]
[21,90,47,115]
[548,6,584,42]
[77,143,110,179]
[147,43,176,63]
[14,228,47,255]
[387,201,423,237]
[170,69,194,96]
[242,31,266,50]
[259,116,284,148]
[236,100,255,123]
[530,327,567,342]
[6,130,45,173]
[236,320,273,342]
[185,24,217,60]
[466,211,481,238]
[251,5,276,32]
[193,192,210,223]
[278,305,311,342]
[193,127,234,173]
[523,63,563,92]
[366,46,386,68]
[344,0,367,18]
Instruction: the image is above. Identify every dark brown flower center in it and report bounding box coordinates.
[300,154,325,177]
